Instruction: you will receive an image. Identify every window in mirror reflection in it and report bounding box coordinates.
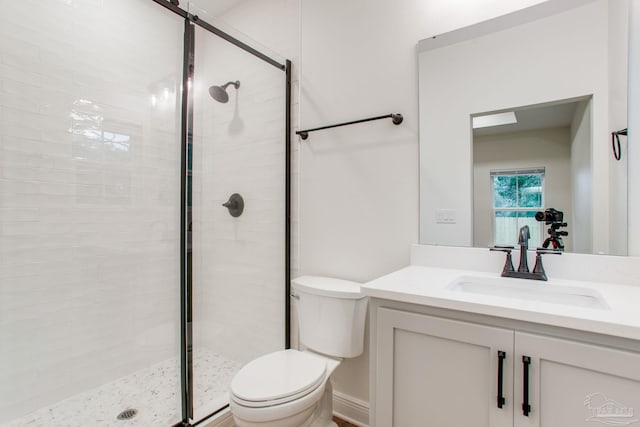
[492,169,544,248]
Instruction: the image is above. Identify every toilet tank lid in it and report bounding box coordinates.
[292,276,364,299]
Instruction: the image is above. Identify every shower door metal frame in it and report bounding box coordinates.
[151,1,292,426]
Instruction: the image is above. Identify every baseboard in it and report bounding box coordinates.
[333,391,369,427]
[198,408,235,427]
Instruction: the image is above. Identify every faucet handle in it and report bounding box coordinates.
[490,245,515,253]
[531,248,561,281]
[536,248,562,255]
[490,246,515,274]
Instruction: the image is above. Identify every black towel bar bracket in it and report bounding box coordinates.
[612,128,628,161]
[296,113,403,140]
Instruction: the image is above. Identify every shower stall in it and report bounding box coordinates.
[0,0,291,425]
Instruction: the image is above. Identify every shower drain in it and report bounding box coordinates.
[117,408,138,421]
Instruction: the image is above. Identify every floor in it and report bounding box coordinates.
[4,349,360,427]
[2,349,241,427]
[332,416,360,427]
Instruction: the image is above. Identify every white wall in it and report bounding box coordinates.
[419,0,613,253]
[299,0,549,413]
[473,128,572,250]
[570,100,594,253]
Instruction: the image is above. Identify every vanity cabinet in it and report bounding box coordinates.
[375,308,513,427]
[514,332,640,427]
[374,307,640,427]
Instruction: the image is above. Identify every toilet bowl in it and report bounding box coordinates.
[230,349,341,427]
[229,276,367,427]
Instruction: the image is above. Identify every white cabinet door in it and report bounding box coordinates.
[375,308,514,427]
[514,332,640,427]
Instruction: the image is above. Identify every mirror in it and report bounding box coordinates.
[418,0,629,255]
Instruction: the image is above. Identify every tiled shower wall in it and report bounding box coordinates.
[0,0,184,420]
[190,25,286,372]
[217,0,301,276]
[210,0,302,349]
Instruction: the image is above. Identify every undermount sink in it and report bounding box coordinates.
[447,275,609,310]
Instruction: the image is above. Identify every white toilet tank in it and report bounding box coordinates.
[292,276,368,358]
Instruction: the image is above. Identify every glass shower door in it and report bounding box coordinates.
[189,22,287,421]
[0,0,184,425]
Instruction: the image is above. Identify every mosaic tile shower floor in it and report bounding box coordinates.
[2,350,241,427]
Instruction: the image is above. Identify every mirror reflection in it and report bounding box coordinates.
[473,98,589,253]
[418,0,628,255]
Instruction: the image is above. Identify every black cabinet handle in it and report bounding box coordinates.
[497,351,506,408]
[522,356,531,416]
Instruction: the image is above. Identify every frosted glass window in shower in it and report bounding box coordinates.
[190,25,287,421]
[0,0,183,425]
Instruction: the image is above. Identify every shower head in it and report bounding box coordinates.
[208,80,240,103]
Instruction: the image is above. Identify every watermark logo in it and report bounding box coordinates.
[584,393,639,425]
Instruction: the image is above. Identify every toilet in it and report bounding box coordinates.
[229,276,368,427]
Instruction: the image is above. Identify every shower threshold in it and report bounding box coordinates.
[2,349,241,427]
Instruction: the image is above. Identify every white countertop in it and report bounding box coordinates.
[362,265,640,341]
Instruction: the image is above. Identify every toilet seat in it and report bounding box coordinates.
[230,349,327,408]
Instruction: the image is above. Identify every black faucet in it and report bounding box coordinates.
[490,225,561,281]
[517,225,530,273]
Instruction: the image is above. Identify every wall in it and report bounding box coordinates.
[473,128,572,250]
[570,100,593,253]
[299,0,550,415]
[0,0,184,421]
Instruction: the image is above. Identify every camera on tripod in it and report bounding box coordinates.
[535,208,568,251]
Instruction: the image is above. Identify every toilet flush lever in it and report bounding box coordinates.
[290,293,300,300]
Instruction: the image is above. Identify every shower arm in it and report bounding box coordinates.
[296,113,403,140]
[220,81,240,90]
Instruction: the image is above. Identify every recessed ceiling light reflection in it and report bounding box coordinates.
[472,111,517,129]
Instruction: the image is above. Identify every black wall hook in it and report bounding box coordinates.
[612,128,628,160]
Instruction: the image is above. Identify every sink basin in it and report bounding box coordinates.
[448,276,609,310]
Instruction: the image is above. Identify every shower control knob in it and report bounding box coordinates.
[222,193,244,217]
